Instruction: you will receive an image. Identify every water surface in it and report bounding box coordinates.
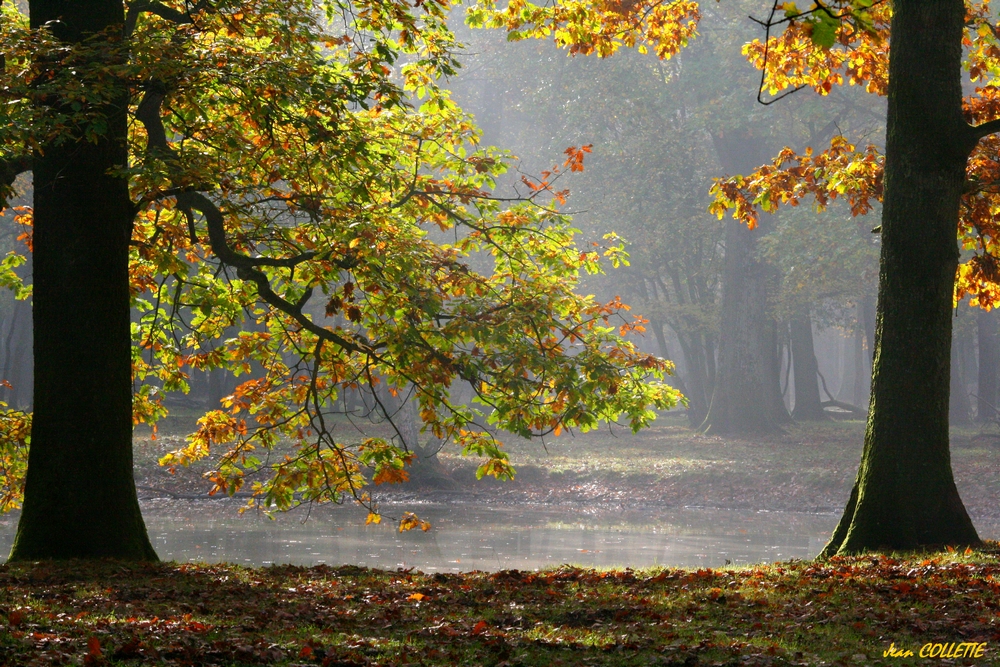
[6,502,994,571]
[0,502,842,570]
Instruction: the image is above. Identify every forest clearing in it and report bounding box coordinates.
[3,419,1000,665]
[5,0,1000,663]
[131,417,1000,524]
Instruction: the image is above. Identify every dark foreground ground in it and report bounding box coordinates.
[3,553,1000,667]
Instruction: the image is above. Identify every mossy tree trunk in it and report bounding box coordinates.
[822,0,981,555]
[9,0,157,560]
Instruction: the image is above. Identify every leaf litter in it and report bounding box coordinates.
[2,550,1000,666]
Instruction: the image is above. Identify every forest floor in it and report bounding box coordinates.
[2,552,1000,666]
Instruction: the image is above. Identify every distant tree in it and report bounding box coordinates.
[759,203,880,417]
[0,0,679,560]
[712,0,999,552]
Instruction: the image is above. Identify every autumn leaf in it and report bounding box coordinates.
[399,512,431,532]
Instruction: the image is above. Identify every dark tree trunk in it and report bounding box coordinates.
[976,308,999,422]
[790,307,828,421]
[822,0,980,555]
[9,0,156,560]
[701,131,789,435]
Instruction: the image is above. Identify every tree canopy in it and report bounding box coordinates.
[0,0,679,550]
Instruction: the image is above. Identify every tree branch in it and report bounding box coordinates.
[125,0,209,36]
[969,118,1000,143]
[0,156,32,208]
[134,86,374,356]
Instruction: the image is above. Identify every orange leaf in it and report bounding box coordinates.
[408,592,427,602]
[472,620,488,635]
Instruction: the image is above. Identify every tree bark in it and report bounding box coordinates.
[822,0,980,555]
[790,307,828,421]
[9,0,156,560]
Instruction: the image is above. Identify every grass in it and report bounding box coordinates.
[3,551,1000,666]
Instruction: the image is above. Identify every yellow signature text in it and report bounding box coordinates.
[883,642,987,659]
[920,642,986,659]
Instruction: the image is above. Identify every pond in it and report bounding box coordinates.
[0,501,844,570]
[2,503,995,571]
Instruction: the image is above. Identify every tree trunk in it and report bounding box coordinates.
[701,217,789,434]
[790,307,828,421]
[976,307,999,422]
[950,323,972,425]
[0,297,33,409]
[836,324,857,404]
[654,321,708,427]
[701,130,789,435]
[378,384,457,489]
[822,0,980,555]
[9,0,156,560]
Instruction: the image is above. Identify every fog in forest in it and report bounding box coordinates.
[2,0,999,570]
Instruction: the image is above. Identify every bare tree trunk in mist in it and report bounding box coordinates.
[950,325,972,425]
[654,319,712,427]
[700,130,789,435]
[836,326,856,404]
[0,296,32,409]
[790,307,828,421]
[976,307,999,423]
[380,386,457,490]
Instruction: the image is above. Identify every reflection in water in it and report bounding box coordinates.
[3,504,994,571]
[0,503,843,570]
